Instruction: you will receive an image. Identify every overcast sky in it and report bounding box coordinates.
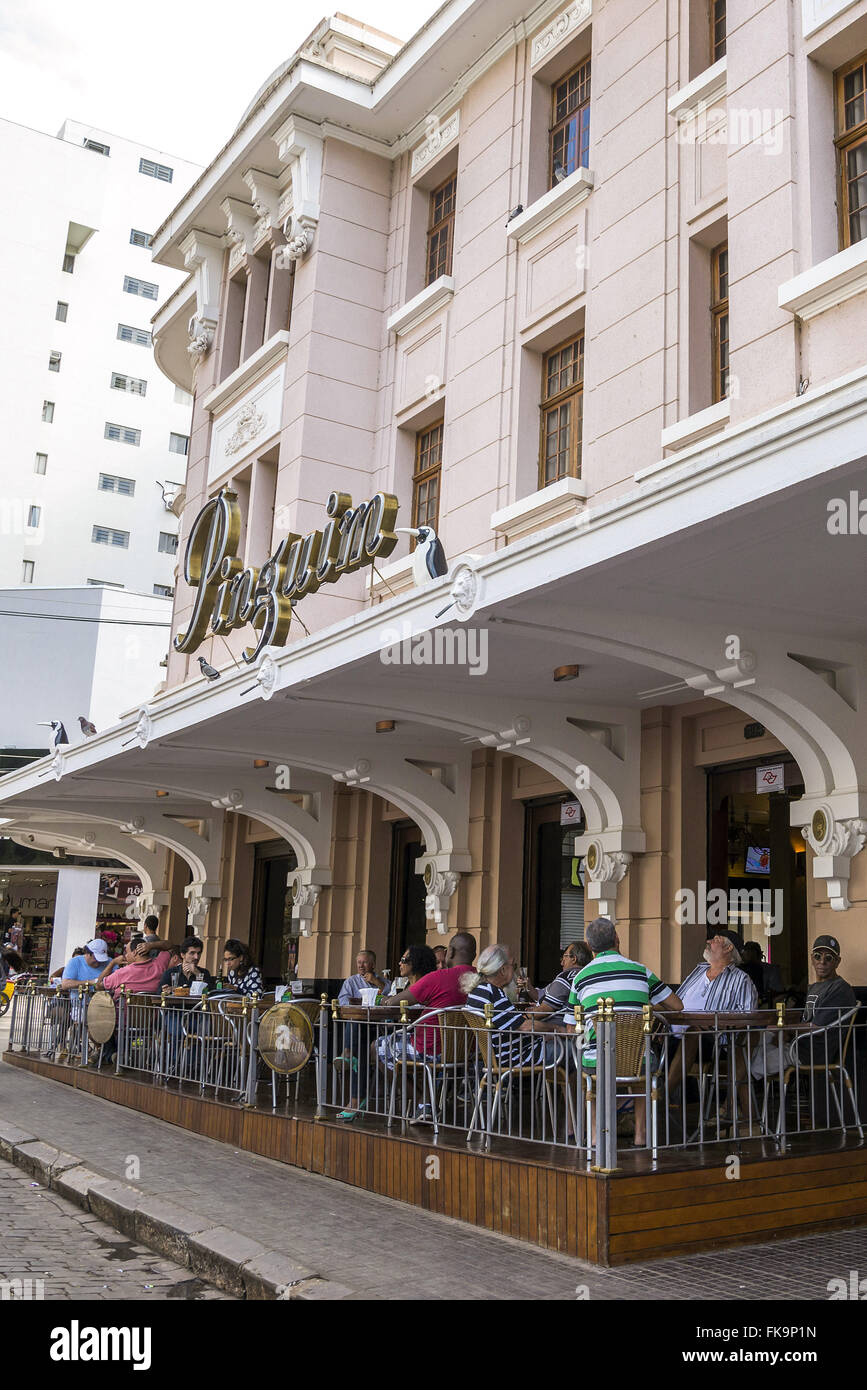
[0,0,440,167]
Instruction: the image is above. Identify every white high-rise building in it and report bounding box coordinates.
[0,118,201,595]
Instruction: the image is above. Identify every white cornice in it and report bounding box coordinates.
[411,110,460,178]
[506,168,594,243]
[202,331,290,415]
[778,239,867,321]
[668,57,727,120]
[386,276,455,336]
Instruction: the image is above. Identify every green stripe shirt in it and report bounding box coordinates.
[567,949,672,1066]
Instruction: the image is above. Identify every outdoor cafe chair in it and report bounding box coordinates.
[386,1007,473,1134]
[463,1009,563,1145]
[583,1011,664,1155]
[759,1005,863,1139]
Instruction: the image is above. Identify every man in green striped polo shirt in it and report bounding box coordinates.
[568,917,683,1145]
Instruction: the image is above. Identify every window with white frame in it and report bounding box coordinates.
[104,422,141,446]
[22,560,35,584]
[62,253,75,273]
[27,505,41,528]
[139,157,173,182]
[42,401,55,423]
[117,323,152,347]
[111,372,147,396]
[168,432,189,456]
[129,228,153,248]
[34,453,47,475]
[123,275,159,301]
[99,473,136,496]
[92,525,130,548]
[48,351,61,372]
[158,531,178,554]
[55,301,68,322]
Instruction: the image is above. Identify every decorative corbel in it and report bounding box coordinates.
[221,197,258,273]
[184,879,221,929]
[243,169,282,248]
[575,836,632,921]
[685,651,757,696]
[273,115,322,260]
[179,230,223,350]
[210,790,244,812]
[417,855,461,933]
[333,760,372,787]
[287,868,330,937]
[802,805,867,911]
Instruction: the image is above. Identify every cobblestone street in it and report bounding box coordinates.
[0,1158,232,1301]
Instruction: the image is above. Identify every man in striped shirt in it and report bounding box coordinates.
[667,931,758,1123]
[567,918,683,1145]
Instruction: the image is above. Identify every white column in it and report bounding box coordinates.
[49,868,101,975]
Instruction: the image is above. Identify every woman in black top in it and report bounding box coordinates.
[222,939,264,997]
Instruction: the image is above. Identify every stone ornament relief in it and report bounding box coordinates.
[531,0,592,67]
[411,111,461,177]
[225,401,267,457]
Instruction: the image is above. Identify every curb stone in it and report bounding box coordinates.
[0,1124,353,1300]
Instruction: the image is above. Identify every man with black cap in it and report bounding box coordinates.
[751,934,857,1079]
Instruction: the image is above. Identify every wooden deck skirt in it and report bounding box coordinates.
[6,1050,867,1265]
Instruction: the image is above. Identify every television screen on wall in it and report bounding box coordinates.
[745,846,770,874]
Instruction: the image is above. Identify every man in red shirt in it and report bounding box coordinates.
[376,932,477,1123]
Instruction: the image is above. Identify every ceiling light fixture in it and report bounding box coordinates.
[553,664,580,682]
[155,790,169,798]
[253,759,269,768]
[376,720,396,733]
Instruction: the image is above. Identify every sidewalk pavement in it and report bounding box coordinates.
[0,1060,859,1300]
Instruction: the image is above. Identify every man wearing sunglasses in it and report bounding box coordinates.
[750,935,857,1078]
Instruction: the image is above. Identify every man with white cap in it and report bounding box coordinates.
[59,937,111,992]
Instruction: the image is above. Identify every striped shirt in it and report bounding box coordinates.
[567,950,672,1066]
[465,981,545,1067]
[541,967,579,1019]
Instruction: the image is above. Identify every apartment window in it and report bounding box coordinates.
[117,323,152,347]
[412,422,443,530]
[129,228,153,248]
[123,274,159,301]
[168,431,189,456]
[22,560,35,584]
[34,453,47,475]
[83,138,110,155]
[711,0,726,63]
[111,372,147,396]
[48,351,61,372]
[426,175,457,285]
[836,53,867,248]
[711,242,729,403]
[174,385,193,406]
[99,472,136,496]
[28,505,41,528]
[87,578,124,587]
[158,531,179,555]
[153,583,174,598]
[550,59,591,186]
[42,400,55,423]
[55,301,68,323]
[540,335,584,486]
[62,253,75,273]
[92,526,130,548]
[104,422,141,446]
[139,157,173,183]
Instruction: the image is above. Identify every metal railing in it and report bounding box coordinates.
[7,984,865,1166]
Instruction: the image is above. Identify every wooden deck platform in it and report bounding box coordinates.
[6,1049,867,1265]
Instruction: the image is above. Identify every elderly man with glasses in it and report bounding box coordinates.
[750,935,857,1079]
